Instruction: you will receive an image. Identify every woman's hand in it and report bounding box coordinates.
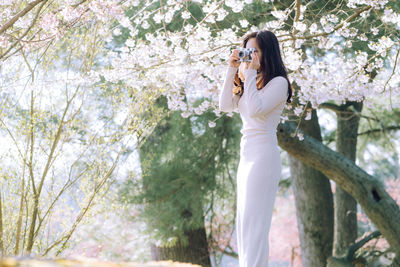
[229,49,240,68]
[249,51,260,70]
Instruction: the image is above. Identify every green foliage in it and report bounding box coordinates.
[118,94,241,247]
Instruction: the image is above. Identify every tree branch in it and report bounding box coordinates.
[42,149,122,257]
[0,0,48,35]
[319,102,381,122]
[358,125,400,136]
[277,121,400,256]
[280,5,372,42]
[0,0,47,60]
[318,102,343,113]
[381,46,399,93]
[0,189,4,257]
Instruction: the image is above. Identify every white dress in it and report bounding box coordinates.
[219,65,288,267]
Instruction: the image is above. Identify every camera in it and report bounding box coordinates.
[237,47,257,62]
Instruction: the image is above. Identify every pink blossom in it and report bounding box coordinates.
[38,12,59,35]
[0,35,9,48]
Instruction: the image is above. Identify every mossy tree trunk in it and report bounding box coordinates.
[333,101,363,257]
[150,223,211,267]
[288,106,334,266]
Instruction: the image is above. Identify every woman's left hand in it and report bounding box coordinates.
[249,51,260,70]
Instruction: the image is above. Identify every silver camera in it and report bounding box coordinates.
[237,47,257,62]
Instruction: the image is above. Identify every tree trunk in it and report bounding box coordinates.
[150,222,211,267]
[288,108,334,266]
[334,101,363,257]
[277,121,400,259]
[15,171,26,255]
[26,198,39,253]
[0,189,4,257]
[136,95,220,267]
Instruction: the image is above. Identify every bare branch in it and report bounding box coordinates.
[280,5,372,42]
[14,139,29,255]
[0,0,47,60]
[41,149,123,257]
[159,0,169,38]
[358,125,400,136]
[71,0,88,8]
[0,189,4,256]
[183,0,225,39]
[294,0,301,22]
[37,85,80,196]
[381,47,399,93]
[0,0,48,35]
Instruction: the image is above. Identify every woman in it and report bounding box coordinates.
[218,30,293,266]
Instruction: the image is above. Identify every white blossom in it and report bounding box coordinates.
[294,21,307,33]
[181,10,191,19]
[309,23,318,33]
[141,20,150,29]
[113,27,122,35]
[239,19,249,28]
[371,27,379,35]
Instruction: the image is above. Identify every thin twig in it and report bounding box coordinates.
[280,5,372,42]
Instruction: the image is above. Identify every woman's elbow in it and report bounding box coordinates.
[218,103,233,112]
[219,98,235,112]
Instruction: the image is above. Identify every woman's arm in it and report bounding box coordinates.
[218,66,240,113]
[243,69,288,118]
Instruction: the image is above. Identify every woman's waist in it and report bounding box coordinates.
[240,134,279,158]
[240,128,277,137]
[240,130,278,146]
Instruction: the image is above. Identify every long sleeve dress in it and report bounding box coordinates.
[219,65,288,267]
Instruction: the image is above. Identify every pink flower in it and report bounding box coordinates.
[38,12,59,35]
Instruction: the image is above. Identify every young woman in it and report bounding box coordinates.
[219,30,293,266]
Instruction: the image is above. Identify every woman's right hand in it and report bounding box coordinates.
[229,49,240,68]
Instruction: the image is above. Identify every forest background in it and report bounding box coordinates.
[0,0,399,266]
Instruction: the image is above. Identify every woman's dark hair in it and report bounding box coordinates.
[233,30,293,103]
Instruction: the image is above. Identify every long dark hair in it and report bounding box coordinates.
[233,30,293,103]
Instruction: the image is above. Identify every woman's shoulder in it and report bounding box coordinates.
[270,75,287,82]
[268,76,288,87]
